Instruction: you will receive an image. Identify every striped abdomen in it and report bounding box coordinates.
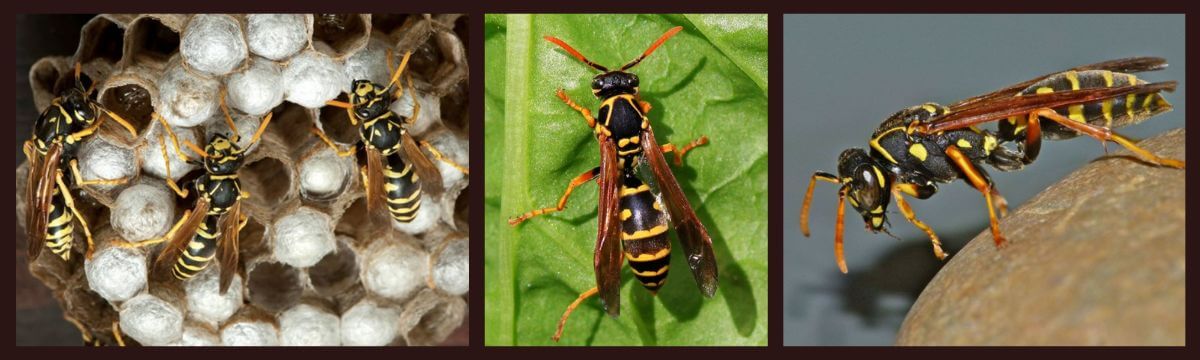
[1003,70,1172,140]
[44,186,75,261]
[619,174,671,293]
[384,152,422,223]
[173,215,220,280]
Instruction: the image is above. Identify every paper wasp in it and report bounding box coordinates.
[508,26,717,342]
[801,57,1184,273]
[23,62,137,262]
[138,91,271,295]
[313,50,468,228]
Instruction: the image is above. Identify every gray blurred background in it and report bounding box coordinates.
[782,14,1184,346]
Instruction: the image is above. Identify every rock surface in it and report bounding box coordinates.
[896,128,1186,346]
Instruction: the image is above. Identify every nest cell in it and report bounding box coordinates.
[246,14,311,61]
[180,14,248,76]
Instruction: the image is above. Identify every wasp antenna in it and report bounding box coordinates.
[620,26,682,71]
[385,50,413,92]
[74,62,84,91]
[544,35,609,72]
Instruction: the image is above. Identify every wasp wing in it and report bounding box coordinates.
[594,136,623,316]
[947,57,1169,111]
[217,201,242,295]
[640,126,718,297]
[924,81,1177,133]
[26,142,62,261]
[401,132,445,198]
[154,196,209,276]
[364,148,393,228]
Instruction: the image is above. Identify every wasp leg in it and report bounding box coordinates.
[892,183,945,259]
[324,100,359,126]
[153,113,203,162]
[553,286,599,342]
[156,132,191,198]
[69,159,129,187]
[945,145,1006,248]
[405,73,420,125]
[508,167,600,226]
[800,171,840,237]
[100,109,138,138]
[23,140,35,162]
[555,89,598,131]
[112,321,126,346]
[310,125,357,157]
[659,135,709,166]
[64,314,97,346]
[638,99,652,114]
[1033,108,1184,169]
[116,209,189,249]
[55,170,96,259]
[419,140,469,174]
[834,186,849,273]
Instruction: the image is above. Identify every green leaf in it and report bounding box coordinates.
[485,14,768,346]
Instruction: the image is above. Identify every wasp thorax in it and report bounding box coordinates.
[591,72,639,98]
[60,88,98,125]
[837,148,891,231]
[349,79,391,120]
[204,134,245,175]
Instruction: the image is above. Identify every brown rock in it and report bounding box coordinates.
[896,128,1186,346]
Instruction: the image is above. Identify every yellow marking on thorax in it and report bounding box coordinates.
[921,104,939,114]
[872,166,886,189]
[869,127,903,164]
[983,135,997,156]
[1036,87,1054,95]
[621,184,650,197]
[908,143,928,161]
[620,209,633,221]
[623,224,668,241]
[956,139,972,148]
[626,248,670,262]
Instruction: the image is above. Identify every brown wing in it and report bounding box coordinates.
[364,148,392,227]
[217,201,242,294]
[26,142,62,260]
[594,136,623,316]
[946,57,1169,111]
[924,82,1177,134]
[154,197,209,275]
[640,126,718,297]
[401,132,445,197]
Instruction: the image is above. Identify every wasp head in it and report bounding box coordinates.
[837,148,892,232]
[203,133,245,175]
[59,88,99,127]
[591,71,639,99]
[349,79,392,121]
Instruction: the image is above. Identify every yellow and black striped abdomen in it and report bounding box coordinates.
[383,153,422,223]
[618,174,671,293]
[173,215,221,280]
[1004,70,1171,140]
[44,186,75,261]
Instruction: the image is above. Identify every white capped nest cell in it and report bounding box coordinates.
[184,268,244,326]
[119,293,184,346]
[298,146,354,200]
[181,14,248,76]
[340,299,400,346]
[77,138,138,191]
[282,50,348,108]
[139,123,199,181]
[431,237,469,296]
[225,58,285,116]
[156,57,222,127]
[279,303,341,346]
[84,246,148,302]
[362,241,427,301]
[221,320,280,346]
[246,14,310,61]
[272,207,336,268]
[110,183,174,243]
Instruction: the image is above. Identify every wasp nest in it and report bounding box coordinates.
[18,14,469,346]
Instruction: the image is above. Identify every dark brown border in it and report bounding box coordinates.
[4,0,1198,354]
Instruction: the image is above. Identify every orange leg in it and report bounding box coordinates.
[555,89,598,131]
[553,286,599,342]
[660,135,709,165]
[800,171,840,237]
[834,187,849,274]
[892,183,945,259]
[1033,108,1184,169]
[945,145,1006,248]
[508,167,599,226]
